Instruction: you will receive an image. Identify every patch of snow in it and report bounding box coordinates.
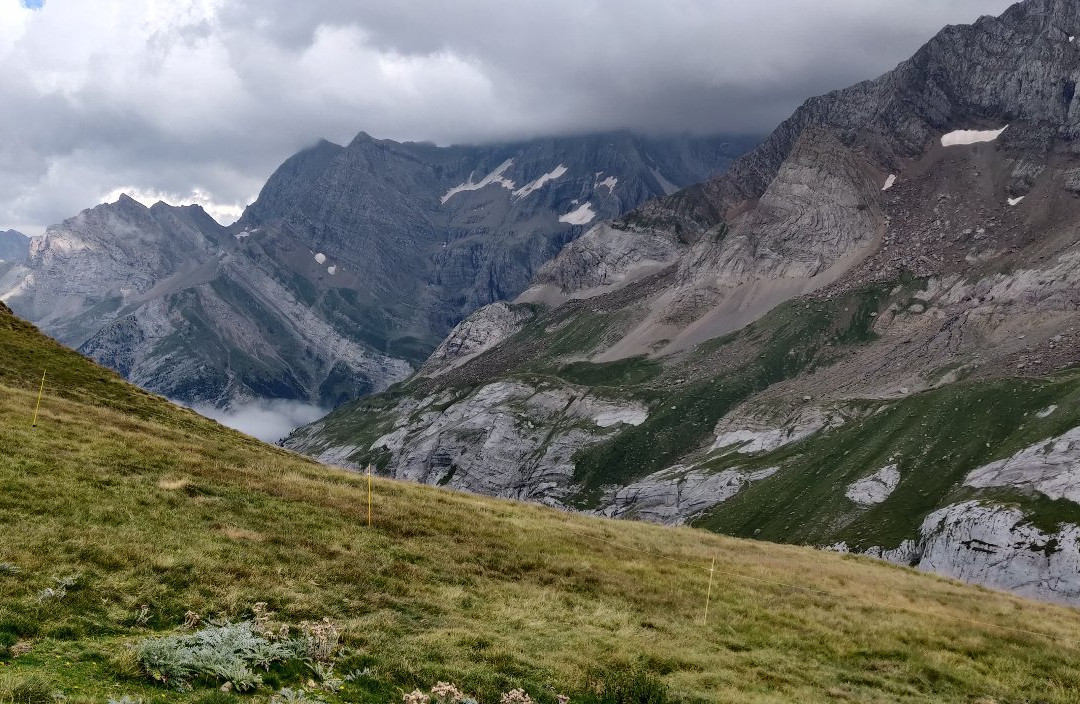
[314,252,326,265]
[441,158,516,204]
[845,464,900,506]
[882,174,896,191]
[513,165,568,199]
[596,175,618,192]
[327,265,337,275]
[1036,405,1058,418]
[940,126,1008,147]
[1008,196,1025,206]
[234,228,256,240]
[559,202,596,226]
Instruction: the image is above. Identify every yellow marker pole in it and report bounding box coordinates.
[367,464,373,528]
[702,555,716,626]
[31,370,46,428]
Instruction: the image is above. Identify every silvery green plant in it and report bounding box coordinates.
[270,688,326,704]
[135,620,302,692]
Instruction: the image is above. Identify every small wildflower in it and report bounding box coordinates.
[431,682,465,702]
[182,610,200,630]
[500,689,535,704]
[299,618,340,662]
[403,689,431,704]
[557,695,570,704]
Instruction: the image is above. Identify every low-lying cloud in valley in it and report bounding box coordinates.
[189,399,328,444]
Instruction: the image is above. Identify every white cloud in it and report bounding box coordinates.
[188,398,328,444]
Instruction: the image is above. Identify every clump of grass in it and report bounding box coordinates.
[0,675,57,704]
[577,666,675,704]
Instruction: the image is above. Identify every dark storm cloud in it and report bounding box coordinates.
[0,0,1014,233]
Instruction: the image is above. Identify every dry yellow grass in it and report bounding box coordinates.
[1,302,1079,702]
[2,381,1080,703]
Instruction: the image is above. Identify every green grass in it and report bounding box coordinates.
[696,372,1080,550]
[4,302,1080,703]
[554,358,662,388]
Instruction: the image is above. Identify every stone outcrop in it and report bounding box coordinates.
[598,465,778,525]
[845,465,901,506]
[965,426,1080,503]
[841,502,1080,606]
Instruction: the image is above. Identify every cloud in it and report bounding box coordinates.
[0,0,1013,234]
[188,399,328,444]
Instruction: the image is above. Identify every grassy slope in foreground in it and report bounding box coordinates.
[2,305,1080,703]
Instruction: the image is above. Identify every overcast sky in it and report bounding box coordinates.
[0,0,1014,234]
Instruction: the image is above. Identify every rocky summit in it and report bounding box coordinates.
[287,0,1080,606]
[0,132,752,409]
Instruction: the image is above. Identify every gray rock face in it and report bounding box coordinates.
[598,465,778,525]
[3,133,752,408]
[845,465,901,506]
[534,126,886,361]
[1,196,411,407]
[915,502,1080,604]
[710,405,844,454]
[421,302,534,376]
[854,502,1080,606]
[696,0,1080,216]
[965,426,1080,503]
[237,131,755,354]
[288,379,649,505]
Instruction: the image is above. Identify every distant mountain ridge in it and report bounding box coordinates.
[0,229,29,263]
[0,131,755,408]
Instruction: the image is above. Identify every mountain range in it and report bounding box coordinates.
[0,132,753,408]
[285,0,1080,605]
